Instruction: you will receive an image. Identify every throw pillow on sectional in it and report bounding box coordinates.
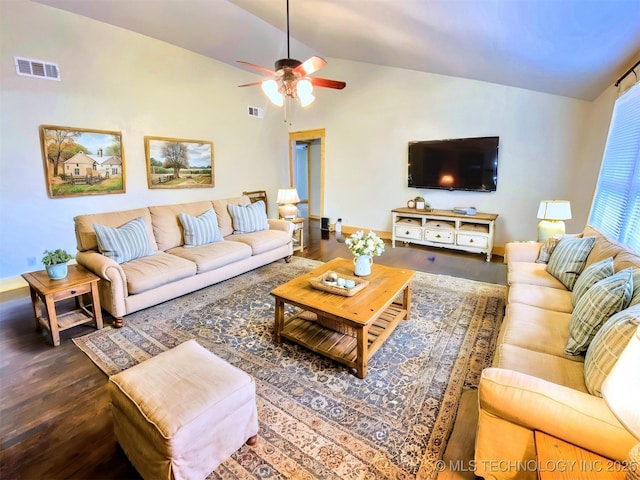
[535,235,562,264]
[584,305,640,396]
[571,257,614,307]
[631,268,640,307]
[228,201,269,234]
[546,236,596,290]
[93,216,154,264]
[178,209,223,247]
[565,268,634,356]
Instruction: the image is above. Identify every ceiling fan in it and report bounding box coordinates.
[237,0,346,108]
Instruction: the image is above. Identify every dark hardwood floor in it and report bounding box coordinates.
[0,219,505,479]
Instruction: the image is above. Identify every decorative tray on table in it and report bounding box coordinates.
[309,274,369,297]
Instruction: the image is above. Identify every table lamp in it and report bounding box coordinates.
[602,325,640,480]
[276,188,300,220]
[537,200,572,242]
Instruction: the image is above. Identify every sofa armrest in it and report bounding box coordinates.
[478,367,636,461]
[76,250,128,299]
[268,218,294,235]
[504,242,543,264]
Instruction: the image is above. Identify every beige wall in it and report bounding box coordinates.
[0,0,287,279]
[290,59,611,244]
[0,0,618,281]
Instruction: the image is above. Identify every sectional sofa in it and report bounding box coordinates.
[74,196,293,327]
[475,225,640,480]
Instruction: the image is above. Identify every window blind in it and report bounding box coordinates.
[589,82,640,253]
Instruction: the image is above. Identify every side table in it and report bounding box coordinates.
[292,217,304,252]
[21,264,104,346]
[535,431,627,480]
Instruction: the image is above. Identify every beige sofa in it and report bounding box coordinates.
[74,196,293,327]
[475,226,640,480]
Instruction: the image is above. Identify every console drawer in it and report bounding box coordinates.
[457,233,488,248]
[424,230,454,244]
[395,225,422,240]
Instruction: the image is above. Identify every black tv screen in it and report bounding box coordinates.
[408,136,499,192]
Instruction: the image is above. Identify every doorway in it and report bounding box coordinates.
[288,129,325,221]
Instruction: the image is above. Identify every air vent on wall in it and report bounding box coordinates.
[248,106,264,119]
[14,56,60,81]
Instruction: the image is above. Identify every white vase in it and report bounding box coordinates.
[353,255,373,276]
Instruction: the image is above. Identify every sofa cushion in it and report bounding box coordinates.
[498,304,580,361]
[507,284,573,313]
[122,251,197,294]
[228,201,269,234]
[571,257,614,307]
[565,268,634,356]
[584,305,640,397]
[149,201,215,251]
[75,207,156,252]
[582,225,626,268]
[614,250,640,271]
[546,236,596,290]
[508,262,567,290]
[493,344,588,392]
[178,209,223,247]
[212,196,250,237]
[227,229,291,255]
[94,217,155,264]
[168,241,252,274]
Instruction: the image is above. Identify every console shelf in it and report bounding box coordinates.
[391,207,498,261]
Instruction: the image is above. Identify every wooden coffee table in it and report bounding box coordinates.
[271,258,414,378]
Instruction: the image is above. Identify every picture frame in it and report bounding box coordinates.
[40,125,125,198]
[145,136,214,189]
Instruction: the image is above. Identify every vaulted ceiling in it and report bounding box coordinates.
[34,0,640,100]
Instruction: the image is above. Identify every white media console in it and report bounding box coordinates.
[391,207,498,262]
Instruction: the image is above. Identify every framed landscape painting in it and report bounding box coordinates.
[40,125,125,198]
[145,136,214,189]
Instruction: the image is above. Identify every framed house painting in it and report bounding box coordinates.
[145,136,214,189]
[40,125,125,198]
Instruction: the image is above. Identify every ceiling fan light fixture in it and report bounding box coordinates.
[296,79,315,107]
[261,79,284,106]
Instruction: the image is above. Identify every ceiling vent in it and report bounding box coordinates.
[248,106,264,119]
[14,56,60,81]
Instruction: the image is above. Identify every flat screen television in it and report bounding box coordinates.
[408,136,499,192]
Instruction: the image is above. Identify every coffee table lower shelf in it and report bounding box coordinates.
[279,302,407,378]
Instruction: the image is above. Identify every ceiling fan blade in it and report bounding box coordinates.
[293,56,327,76]
[237,61,276,76]
[238,81,263,88]
[309,77,346,90]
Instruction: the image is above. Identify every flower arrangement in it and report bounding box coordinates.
[345,230,385,257]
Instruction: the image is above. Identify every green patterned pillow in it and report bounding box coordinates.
[178,209,222,247]
[631,268,640,307]
[584,305,640,396]
[93,217,154,264]
[228,201,269,234]
[572,257,614,307]
[565,268,634,355]
[546,236,596,290]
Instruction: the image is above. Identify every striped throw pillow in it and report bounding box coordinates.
[571,257,614,307]
[565,268,634,356]
[584,305,640,397]
[546,236,596,290]
[178,209,222,247]
[228,201,269,234]
[93,217,154,264]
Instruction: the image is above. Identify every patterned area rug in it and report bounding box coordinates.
[74,257,505,479]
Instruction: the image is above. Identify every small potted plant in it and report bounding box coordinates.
[42,249,74,280]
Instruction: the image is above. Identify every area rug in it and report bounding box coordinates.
[74,257,506,479]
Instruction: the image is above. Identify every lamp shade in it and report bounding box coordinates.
[276,188,300,205]
[602,325,640,440]
[537,200,572,220]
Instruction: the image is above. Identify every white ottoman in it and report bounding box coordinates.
[108,339,259,480]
